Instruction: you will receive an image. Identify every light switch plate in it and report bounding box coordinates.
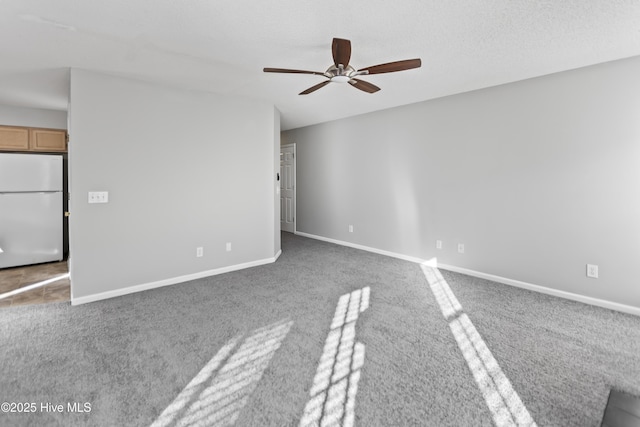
[88,191,109,204]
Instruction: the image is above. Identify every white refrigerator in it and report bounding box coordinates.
[0,153,63,269]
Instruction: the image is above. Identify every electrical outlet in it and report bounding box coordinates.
[196,247,203,257]
[586,264,599,278]
[348,225,354,233]
[226,242,232,252]
[457,243,465,254]
[436,240,442,249]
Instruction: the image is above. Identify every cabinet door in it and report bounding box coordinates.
[29,129,67,152]
[0,126,30,151]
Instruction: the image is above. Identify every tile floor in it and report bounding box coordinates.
[0,261,70,309]
[602,389,640,427]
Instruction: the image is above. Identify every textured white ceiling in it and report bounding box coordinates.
[1,0,639,130]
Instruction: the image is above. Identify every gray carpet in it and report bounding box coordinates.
[1,232,639,426]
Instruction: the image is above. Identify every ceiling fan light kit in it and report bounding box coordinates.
[331,75,351,83]
[264,38,421,95]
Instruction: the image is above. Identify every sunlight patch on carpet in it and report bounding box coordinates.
[422,265,537,427]
[151,318,293,427]
[300,287,369,427]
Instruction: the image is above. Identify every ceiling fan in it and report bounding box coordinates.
[263,38,421,95]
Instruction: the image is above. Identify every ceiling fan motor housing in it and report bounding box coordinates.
[326,65,366,83]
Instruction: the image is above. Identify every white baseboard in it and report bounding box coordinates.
[437,263,640,317]
[295,231,640,317]
[71,255,279,306]
[294,231,429,264]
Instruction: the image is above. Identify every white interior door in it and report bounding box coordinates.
[280,144,295,233]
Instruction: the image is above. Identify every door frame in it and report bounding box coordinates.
[280,143,296,233]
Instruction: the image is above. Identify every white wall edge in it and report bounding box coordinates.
[295,231,640,317]
[71,256,278,306]
[274,249,282,261]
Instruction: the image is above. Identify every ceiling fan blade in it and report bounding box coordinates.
[359,59,422,75]
[299,80,331,95]
[349,79,381,94]
[332,38,351,68]
[263,67,325,76]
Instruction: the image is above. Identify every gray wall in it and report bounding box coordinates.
[283,55,640,310]
[0,104,67,129]
[69,69,278,300]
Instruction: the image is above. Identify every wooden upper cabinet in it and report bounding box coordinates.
[29,128,67,152]
[0,126,67,152]
[0,126,30,151]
